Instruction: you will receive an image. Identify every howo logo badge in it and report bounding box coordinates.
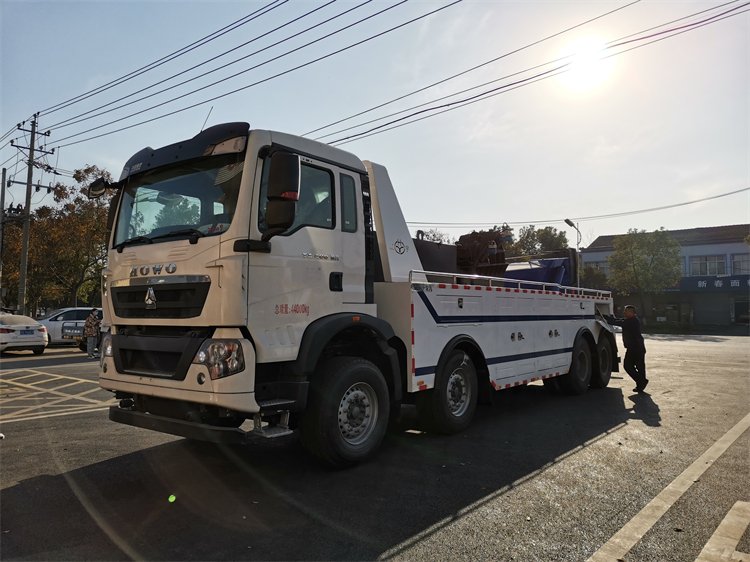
[145,287,157,309]
[130,263,177,277]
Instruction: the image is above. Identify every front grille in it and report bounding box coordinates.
[112,281,210,318]
[113,328,209,379]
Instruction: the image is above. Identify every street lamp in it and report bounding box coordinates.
[564,218,582,287]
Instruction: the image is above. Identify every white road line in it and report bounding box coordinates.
[695,501,750,562]
[588,412,750,562]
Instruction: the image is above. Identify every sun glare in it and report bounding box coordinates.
[559,37,614,93]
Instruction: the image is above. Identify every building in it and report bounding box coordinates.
[581,224,749,329]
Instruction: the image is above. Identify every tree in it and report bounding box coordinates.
[417,228,453,244]
[608,228,682,316]
[1,165,113,313]
[580,266,609,291]
[506,225,569,257]
[153,197,200,230]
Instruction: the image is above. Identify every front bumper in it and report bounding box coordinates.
[109,406,275,444]
[100,335,261,414]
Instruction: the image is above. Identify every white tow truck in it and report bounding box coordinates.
[90,123,619,467]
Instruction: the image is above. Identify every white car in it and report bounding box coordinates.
[38,307,101,345]
[0,314,49,355]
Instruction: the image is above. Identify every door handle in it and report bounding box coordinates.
[329,272,343,292]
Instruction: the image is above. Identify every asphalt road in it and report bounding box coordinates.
[1,335,748,561]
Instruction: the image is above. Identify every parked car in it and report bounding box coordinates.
[0,314,49,355]
[38,307,102,345]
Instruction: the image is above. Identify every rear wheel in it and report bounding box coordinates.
[416,350,478,434]
[560,336,592,395]
[300,357,389,468]
[590,337,613,389]
[32,347,45,355]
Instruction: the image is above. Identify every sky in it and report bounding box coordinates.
[1,0,748,247]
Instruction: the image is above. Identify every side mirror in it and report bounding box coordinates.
[263,151,300,241]
[87,177,110,199]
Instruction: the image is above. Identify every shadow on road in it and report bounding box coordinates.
[1,386,633,560]
[628,393,662,427]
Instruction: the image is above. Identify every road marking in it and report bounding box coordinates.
[588,412,750,561]
[7,387,105,417]
[0,370,113,422]
[0,406,111,424]
[695,501,750,562]
[0,376,104,404]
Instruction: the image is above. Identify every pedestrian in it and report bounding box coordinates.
[83,309,101,359]
[607,305,648,393]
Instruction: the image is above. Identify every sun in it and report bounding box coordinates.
[558,37,614,93]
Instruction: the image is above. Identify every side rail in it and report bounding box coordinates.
[409,269,612,301]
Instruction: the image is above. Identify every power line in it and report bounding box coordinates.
[39,0,287,116]
[306,0,743,138]
[47,0,346,130]
[52,0,414,144]
[406,187,750,228]
[54,0,463,149]
[330,3,749,145]
[305,0,642,137]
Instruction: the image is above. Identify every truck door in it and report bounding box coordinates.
[339,172,366,304]
[249,154,351,360]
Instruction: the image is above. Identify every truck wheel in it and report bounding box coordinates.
[32,347,45,356]
[560,336,592,395]
[300,357,389,468]
[416,350,478,434]
[590,337,613,389]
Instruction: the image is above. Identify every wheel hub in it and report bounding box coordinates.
[338,383,377,445]
[447,371,469,415]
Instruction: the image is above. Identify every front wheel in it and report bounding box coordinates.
[300,357,389,468]
[416,350,478,434]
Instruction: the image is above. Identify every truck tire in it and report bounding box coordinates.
[560,336,592,395]
[416,350,478,434]
[590,337,613,389]
[300,357,389,468]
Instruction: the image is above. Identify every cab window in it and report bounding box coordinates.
[340,174,357,233]
[259,158,335,234]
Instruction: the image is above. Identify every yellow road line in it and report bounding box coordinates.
[6,386,108,418]
[0,405,112,424]
[588,412,750,561]
[0,377,104,404]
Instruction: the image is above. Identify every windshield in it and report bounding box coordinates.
[113,154,244,247]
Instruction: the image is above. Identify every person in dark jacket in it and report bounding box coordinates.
[608,305,648,393]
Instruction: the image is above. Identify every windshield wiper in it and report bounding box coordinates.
[150,228,206,245]
[115,235,153,253]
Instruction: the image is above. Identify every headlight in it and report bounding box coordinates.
[192,339,245,380]
[100,333,113,367]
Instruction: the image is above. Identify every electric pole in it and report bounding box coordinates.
[14,114,52,315]
[0,167,6,304]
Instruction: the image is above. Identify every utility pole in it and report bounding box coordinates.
[0,167,6,304]
[14,114,52,316]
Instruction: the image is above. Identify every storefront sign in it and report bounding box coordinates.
[678,275,750,292]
